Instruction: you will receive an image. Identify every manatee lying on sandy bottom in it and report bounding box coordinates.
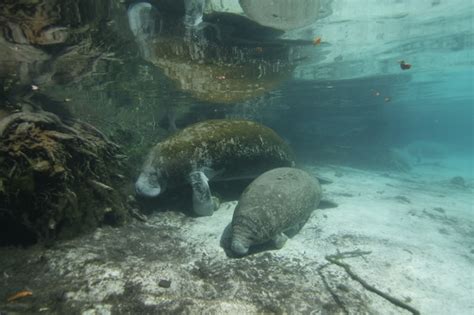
[230,167,322,256]
[135,119,295,216]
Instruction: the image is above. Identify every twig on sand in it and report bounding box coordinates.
[325,249,420,315]
[317,266,349,315]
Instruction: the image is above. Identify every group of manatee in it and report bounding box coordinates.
[135,119,324,256]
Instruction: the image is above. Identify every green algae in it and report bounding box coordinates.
[149,119,295,187]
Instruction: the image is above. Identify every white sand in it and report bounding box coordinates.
[3,159,471,314]
[182,161,474,314]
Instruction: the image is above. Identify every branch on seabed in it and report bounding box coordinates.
[324,249,420,315]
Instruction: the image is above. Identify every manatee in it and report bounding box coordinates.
[135,119,295,216]
[230,167,321,256]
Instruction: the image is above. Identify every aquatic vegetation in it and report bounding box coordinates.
[0,106,132,245]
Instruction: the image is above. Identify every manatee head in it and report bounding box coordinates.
[230,222,258,256]
[135,153,166,198]
[230,238,250,256]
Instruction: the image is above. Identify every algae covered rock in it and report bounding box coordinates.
[135,119,295,216]
[0,108,131,246]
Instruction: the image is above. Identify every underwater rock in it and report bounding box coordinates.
[230,167,321,256]
[135,119,295,216]
[0,108,131,246]
[127,2,160,40]
[158,279,172,288]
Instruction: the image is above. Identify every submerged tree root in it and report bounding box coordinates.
[0,107,132,245]
[322,249,420,315]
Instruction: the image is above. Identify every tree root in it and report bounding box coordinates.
[317,267,349,315]
[0,111,58,137]
[0,107,131,245]
[324,249,420,315]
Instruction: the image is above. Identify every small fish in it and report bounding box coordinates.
[384,96,391,102]
[216,75,226,80]
[7,290,33,302]
[31,85,39,91]
[399,60,412,70]
[64,98,72,102]
[312,36,321,45]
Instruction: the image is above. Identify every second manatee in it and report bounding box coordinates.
[230,167,322,256]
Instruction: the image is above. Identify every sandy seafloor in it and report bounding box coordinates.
[0,157,473,314]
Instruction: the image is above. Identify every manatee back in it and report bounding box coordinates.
[153,120,295,186]
[232,167,321,244]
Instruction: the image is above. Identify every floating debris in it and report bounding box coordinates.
[7,290,33,302]
[312,36,322,45]
[399,60,412,70]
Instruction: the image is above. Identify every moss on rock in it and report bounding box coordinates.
[0,109,132,246]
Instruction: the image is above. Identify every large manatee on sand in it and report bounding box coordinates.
[230,167,322,256]
[135,119,295,216]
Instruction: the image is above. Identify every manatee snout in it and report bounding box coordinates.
[231,238,250,256]
[135,169,162,197]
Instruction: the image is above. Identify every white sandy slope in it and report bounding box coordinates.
[2,159,471,314]
[183,161,474,314]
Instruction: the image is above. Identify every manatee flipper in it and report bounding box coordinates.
[189,170,215,216]
[272,233,288,249]
[283,220,307,238]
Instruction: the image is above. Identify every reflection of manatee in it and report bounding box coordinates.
[230,167,321,256]
[135,119,295,216]
[239,0,332,30]
[127,2,160,40]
